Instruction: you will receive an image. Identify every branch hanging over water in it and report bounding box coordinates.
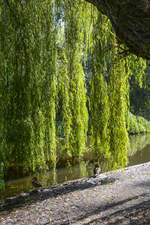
[85,0,150,59]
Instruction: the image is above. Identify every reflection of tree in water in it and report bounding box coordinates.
[128,143,150,166]
[128,134,150,156]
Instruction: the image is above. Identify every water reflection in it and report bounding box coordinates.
[127,134,150,166]
[128,143,150,166]
[2,162,94,199]
[1,134,150,199]
[128,134,150,157]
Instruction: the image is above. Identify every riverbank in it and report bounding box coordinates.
[1,162,150,224]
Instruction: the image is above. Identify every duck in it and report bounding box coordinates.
[32,177,42,188]
[94,164,101,177]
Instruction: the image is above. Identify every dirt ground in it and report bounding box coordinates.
[1,162,150,224]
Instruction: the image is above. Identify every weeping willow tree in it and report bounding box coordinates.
[108,36,147,169]
[56,33,72,158]
[40,0,57,167]
[0,0,57,176]
[0,0,148,180]
[88,7,129,170]
[0,0,37,175]
[124,55,147,131]
[60,0,88,159]
[108,36,129,169]
[90,10,110,159]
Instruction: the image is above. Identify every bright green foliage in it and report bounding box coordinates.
[88,8,129,170]
[90,12,110,158]
[0,0,57,174]
[40,0,57,166]
[126,55,146,88]
[122,54,147,131]
[0,0,38,173]
[0,0,149,178]
[109,37,129,169]
[55,3,72,155]
[128,59,149,121]
[56,29,72,157]
[129,113,150,134]
[62,0,89,158]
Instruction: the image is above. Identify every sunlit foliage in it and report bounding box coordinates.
[63,0,89,158]
[0,0,149,181]
[89,10,110,159]
[109,37,129,169]
[0,0,57,175]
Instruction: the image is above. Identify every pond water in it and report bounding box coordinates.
[128,134,150,166]
[1,134,150,200]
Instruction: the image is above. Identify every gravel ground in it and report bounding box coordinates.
[1,162,150,224]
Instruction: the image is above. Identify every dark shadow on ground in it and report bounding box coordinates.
[51,193,150,225]
[0,176,116,212]
[133,181,150,188]
[83,198,150,225]
[1,184,150,225]
[2,178,150,225]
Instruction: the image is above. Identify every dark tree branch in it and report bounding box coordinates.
[85,0,150,59]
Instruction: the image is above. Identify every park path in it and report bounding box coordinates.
[1,162,150,224]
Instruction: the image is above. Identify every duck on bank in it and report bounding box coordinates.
[32,177,42,188]
[93,164,101,177]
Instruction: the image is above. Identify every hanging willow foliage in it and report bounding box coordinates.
[63,0,89,158]
[86,4,131,170]
[89,10,110,159]
[40,0,57,167]
[0,0,57,175]
[0,0,37,174]
[0,0,148,179]
[57,31,72,157]
[109,36,129,169]
[123,55,147,131]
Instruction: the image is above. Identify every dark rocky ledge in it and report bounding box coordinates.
[86,0,150,59]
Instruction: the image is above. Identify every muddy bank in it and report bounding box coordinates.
[0,174,117,212]
[1,162,150,224]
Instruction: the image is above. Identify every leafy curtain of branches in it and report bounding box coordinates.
[88,8,130,170]
[89,11,110,159]
[0,0,148,180]
[0,0,57,176]
[109,37,129,169]
[40,0,57,168]
[63,0,89,159]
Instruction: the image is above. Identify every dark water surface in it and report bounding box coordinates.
[128,134,150,166]
[1,134,150,199]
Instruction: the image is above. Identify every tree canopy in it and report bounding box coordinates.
[0,0,149,182]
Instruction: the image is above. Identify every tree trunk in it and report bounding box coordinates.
[86,0,150,59]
